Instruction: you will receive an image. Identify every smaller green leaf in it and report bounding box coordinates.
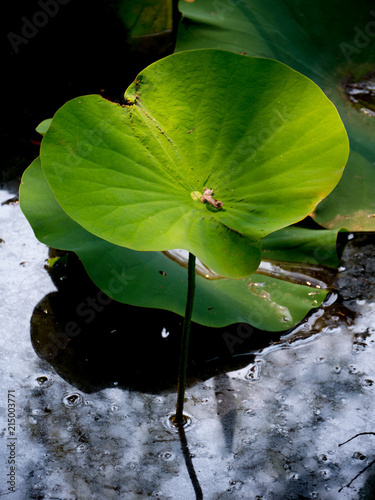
[45,256,61,268]
[115,0,173,53]
[262,225,345,268]
[117,0,172,37]
[35,119,52,136]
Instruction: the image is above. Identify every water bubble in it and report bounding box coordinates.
[361,378,374,388]
[244,360,262,381]
[331,365,341,374]
[246,409,256,417]
[110,405,119,412]
[160,451,174,461]
[289,473,299,480]
[162,412,194,433]
[76,443,87,453]
[242,435,257,445]
[316,356,325,364]
[352,451,367,460]
[320,469,331,479]
[353,342,368,353]
[318,454,329,463]
[348,365,359,374]
[62,392,83,408]
[36,375,53,387]
[36,376,48,385]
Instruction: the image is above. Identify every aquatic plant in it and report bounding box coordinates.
[20,49,349,420]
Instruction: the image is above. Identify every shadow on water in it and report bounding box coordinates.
[30,249,356,396]
[360,470,375,500]
[30,252,267,395]
[214,374,238,453]
[29,252,265,499]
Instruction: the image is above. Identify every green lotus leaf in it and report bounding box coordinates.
[20,157,330,330]
[176,0,375,230]
[115,0,173,53]
[262,225,345,268]
[116,0,172,37]
[40,49,348,279]
[30,119,347,270]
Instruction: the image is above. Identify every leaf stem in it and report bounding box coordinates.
[174,252,196,424]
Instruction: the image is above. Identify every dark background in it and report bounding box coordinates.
[2,0,178,182]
